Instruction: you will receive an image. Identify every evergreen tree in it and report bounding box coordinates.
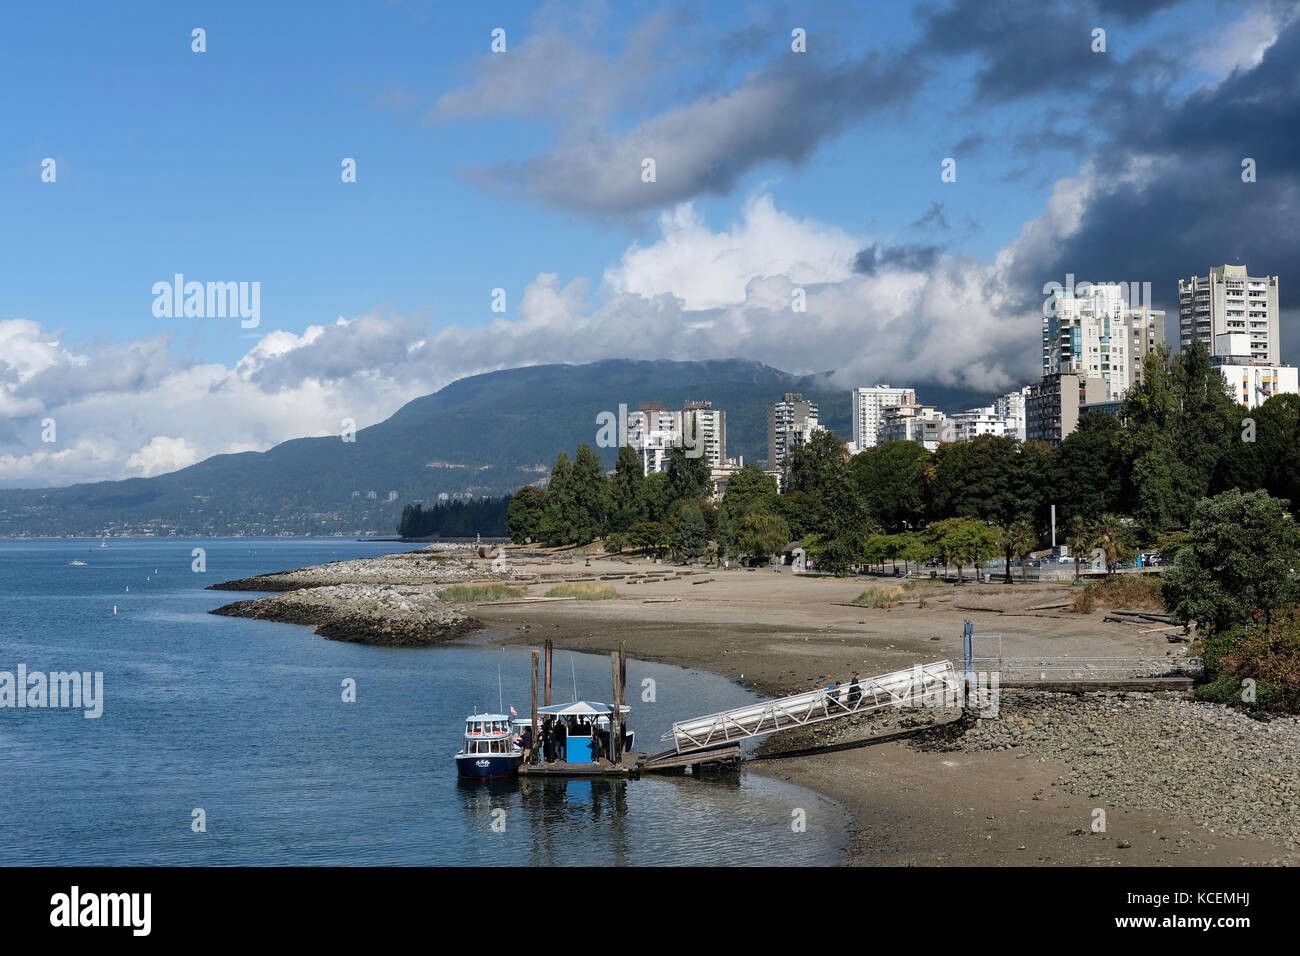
[570,443,608,545]
[539,451,574,545]
[610,445,644,512]
[506,486,546,544]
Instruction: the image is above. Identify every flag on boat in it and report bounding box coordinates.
[510,706,517,716]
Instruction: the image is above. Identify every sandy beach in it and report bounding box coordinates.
[212,547,1300,866]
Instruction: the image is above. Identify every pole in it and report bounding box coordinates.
[619,642,628,760]
[544,639,553,707]
[610,651,621,764]
[530,650,539,765]
[1051,504,1057,549]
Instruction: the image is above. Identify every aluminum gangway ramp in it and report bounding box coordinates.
[661,660,960,755]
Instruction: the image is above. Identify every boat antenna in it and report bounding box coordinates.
[498,663,503,716]
[571,657,578,703]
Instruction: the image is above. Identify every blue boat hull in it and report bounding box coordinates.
[456,753,524,780]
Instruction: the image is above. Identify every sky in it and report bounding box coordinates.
[2,0,1298,487]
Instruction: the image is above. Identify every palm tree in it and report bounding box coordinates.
[1008,520,1037,581]
[1094,513,1133,575]
[1065,517,1094,581]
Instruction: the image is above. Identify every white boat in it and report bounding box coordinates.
[68,560,87,567]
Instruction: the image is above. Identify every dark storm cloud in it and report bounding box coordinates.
[853,242,944,275]
[473,51,928,215]
[1036,17,1300,358]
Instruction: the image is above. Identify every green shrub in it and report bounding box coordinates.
[437,584,527,603]
[545,583,618,600]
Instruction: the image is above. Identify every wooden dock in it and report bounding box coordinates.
[516,744,744,777]
[518,753,645,778]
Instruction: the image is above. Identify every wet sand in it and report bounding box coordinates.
[473,553,1297,866]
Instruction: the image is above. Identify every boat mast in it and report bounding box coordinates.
[571,657,578,703]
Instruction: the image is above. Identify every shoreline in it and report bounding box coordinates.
[207,547,1300,865]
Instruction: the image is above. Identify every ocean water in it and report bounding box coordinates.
[0,538,847,866]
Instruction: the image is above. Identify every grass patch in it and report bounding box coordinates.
[545,583,619,600]
[852,586,904,608]
[1069,575,1164,614]
[437,583,527,603]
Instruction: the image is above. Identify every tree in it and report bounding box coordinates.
[925,517,998,582]
[999,520,1037,583]
[604,532,627,554]
[506,486,546,544]
[1173,339,1239,502]
[1163,489,1300,635]
[1093,513,1136,574]
[628,521,670,558]
[1119,347,1194,536]
[1050,413,1124,525]
[1065,516,1095,580]
[538,452,574,545]
[610,445,644,513]
[673,502,709,564]
[570,443,608,545]
[853,441,930,530]
[785,429,847,498]
[638,471,672,522]
[666,445,711,504]
[719,465,778,527]
[736,508,790,565]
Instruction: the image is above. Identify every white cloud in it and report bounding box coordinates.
[0,189,1084,488]
[604,196,861,310]
[124,436,202,478]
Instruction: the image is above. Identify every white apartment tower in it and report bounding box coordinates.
[624,401,726,475]
[1043,283,1165,402]
[768,393,821,468]
[851,385,916,450]
[1179,265,1279,365]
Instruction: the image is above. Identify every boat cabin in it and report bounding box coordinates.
[462,714,514,756]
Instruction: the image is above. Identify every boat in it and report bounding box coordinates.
[68,560,87,567]
[455,713,524,780]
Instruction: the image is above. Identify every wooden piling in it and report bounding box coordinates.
[530,650,540,765]
[544,639,553,707]
[610,651,621,763]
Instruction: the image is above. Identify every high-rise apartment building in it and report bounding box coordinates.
[624,400,726,475]
[851,385,916,450]
[1179,265,1279,364]
[1043,283,1165,401]
[768,393,821,468]
[994,387,1031,441]
[681,399,726,469]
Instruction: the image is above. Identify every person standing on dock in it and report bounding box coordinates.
[848,674,862,708]
[521,722,535,763]
[542,718,556,763]
[555,719,567,762]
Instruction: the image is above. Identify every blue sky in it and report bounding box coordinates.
[2,0,1298,485]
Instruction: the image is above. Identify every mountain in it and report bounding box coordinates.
[0,359,993,536]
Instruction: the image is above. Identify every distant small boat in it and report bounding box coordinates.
[455,714,524,780]
[68,560,87,567]
[100,539,107,548]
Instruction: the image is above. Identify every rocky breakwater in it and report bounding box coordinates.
[914,690,1300,851]
[207,547,491,592]
[207,548,509,647]
[211,582,481,647]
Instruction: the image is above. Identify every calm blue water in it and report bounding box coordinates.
[0,539,847,865]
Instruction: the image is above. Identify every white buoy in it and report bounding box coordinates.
[113,605,118,614]
[125,586,129,592]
